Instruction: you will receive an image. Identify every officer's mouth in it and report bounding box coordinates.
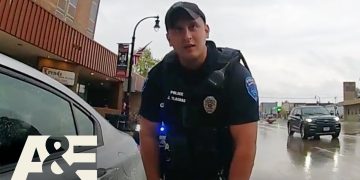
[184,44,196,50]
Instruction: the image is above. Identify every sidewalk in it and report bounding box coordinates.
[341,121,360,135]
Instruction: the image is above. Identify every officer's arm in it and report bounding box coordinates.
[225,60,259,180]
[229,122,258,180]
[140,117,160,180]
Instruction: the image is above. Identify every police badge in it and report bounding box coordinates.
[203,96,217,114]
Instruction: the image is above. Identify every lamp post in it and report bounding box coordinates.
[124,16,160,118]
[315,95,321,105]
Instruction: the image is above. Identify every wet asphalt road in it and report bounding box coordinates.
[251,120,360,180]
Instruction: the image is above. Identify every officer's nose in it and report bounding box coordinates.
[183,28,192,41]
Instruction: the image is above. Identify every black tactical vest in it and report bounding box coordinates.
[159,47,247,179]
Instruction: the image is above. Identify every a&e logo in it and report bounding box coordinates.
[12,135,97,180]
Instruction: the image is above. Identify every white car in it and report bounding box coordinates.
[0,53,145,180]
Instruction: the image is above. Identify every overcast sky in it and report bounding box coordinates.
[94,0,360,104]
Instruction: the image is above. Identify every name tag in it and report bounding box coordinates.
[167,90,186,103]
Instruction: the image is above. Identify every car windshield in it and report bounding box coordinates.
[301,107,330,115]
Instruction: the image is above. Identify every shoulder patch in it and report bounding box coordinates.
[245,76,258,102]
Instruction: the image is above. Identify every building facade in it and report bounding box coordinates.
[342,82,360,121]
[33,0,99,39]
[260,102,278,118]
[0,0,126,117]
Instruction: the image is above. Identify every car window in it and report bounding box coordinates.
[0,73,76,166]
[301,107,330,115]
[73,106,94,135]
[290,109,295,116]
[292,109,297,115]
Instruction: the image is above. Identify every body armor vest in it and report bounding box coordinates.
[159,47,248,179]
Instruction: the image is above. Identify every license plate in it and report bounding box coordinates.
[323,127,330,131]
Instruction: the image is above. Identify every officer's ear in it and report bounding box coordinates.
[205,24,210,39]
[166,33,173,47]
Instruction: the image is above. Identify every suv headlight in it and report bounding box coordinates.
[334,117,340,121]
[305,118,312,122]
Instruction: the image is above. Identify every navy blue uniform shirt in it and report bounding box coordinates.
[139,41,259,125]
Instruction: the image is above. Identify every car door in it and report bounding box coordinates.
[289,108,297,129]
[292,108,302,131]
[0,67,99,180]
[288,109,295,127]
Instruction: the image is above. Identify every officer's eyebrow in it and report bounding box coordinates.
[172,19,198,30]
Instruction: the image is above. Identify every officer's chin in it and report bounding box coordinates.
[181,52,201,62]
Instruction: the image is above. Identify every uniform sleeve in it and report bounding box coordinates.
[225,63,259,125]
[139,68,162,123]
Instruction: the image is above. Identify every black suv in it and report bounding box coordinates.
[288,106,341,139]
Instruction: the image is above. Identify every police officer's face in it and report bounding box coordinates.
[167,17,209,62]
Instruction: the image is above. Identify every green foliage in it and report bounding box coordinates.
[134,48,159,77]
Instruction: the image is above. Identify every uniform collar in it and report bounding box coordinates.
[203,40,219,70]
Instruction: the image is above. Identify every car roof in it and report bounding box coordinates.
[298,106,324,108]
[0,53,103,119]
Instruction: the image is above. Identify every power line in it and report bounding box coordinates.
[260,97,313,99]
[260,96,343,100]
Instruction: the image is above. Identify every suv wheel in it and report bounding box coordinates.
[332,132,340,139]
[301,125,308,140]
[288,123,294,136]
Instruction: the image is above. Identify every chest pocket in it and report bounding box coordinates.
[161,74,186,128]
[162,74,227,129]
[182,82,226,128]
[160,54,236,129]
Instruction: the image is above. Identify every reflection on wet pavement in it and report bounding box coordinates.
[287,136,340,172]
[252,120,360,180]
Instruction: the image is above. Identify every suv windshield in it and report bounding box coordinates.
[301,107,330,116]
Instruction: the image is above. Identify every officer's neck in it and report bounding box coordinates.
[179,46,208,70]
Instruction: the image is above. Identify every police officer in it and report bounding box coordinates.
[139,2,259,180]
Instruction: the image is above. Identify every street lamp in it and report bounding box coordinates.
[124,15,160,118]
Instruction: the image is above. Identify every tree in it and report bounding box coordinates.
[134,48,159,77]
[356,87,360,98]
